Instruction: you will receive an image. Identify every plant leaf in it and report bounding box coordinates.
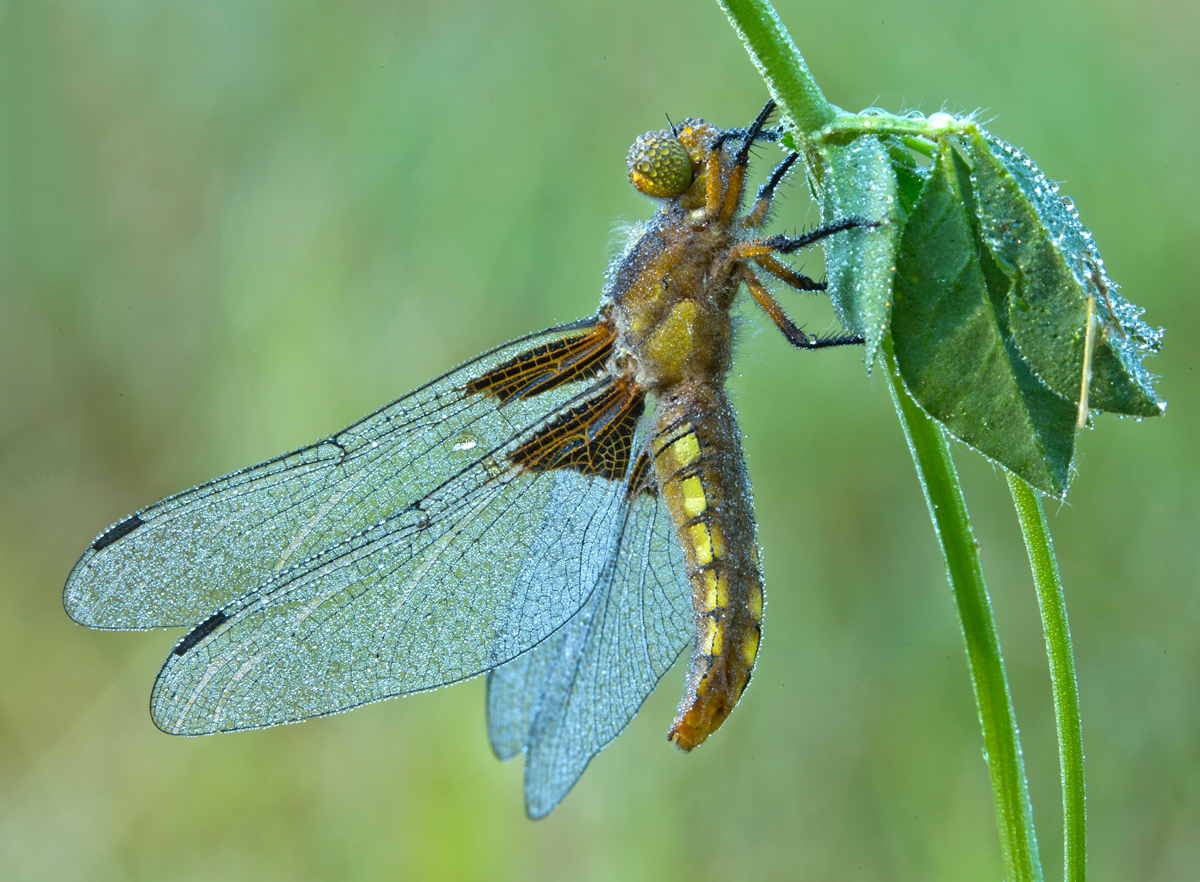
[808,134,899,368]
[967,130,1164,417]
[892,139,1076,496]
[880,133,929,218]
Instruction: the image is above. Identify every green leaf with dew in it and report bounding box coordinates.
[806,133,898,368]
[967,129,1164,417]
[892,139,1076,495]
[880,133,929,218]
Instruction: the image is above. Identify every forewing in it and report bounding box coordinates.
[486,480,692,818]
[150,436,631,735]
[64,320,605,629]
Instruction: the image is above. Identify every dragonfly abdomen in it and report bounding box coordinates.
[650,381,763,751]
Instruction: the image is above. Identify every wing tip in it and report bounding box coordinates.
[61,582,92,627]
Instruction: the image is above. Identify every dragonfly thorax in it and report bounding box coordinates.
[607,217,739,392]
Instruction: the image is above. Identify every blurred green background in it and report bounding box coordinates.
[1,0,1196,879]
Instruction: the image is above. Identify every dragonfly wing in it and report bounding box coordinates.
[486,483,691,818]
[64,320,603,629]
[149,458,631,734]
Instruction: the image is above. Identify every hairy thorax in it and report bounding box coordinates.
[607,212,739,392]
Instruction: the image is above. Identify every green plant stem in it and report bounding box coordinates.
[717,0,837,134]
[1007,474,1087,882]
[883,341,1044,882]
[721,1,1049,874]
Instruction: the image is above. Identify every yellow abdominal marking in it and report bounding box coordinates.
[680,475,707,517]
[669,431,701,467]
[741,628,760,666]
[662,432,700,465]
[701,569,729,612]
[747,583,763,620]
[708,522,725,558]
[689,523,713,564]
[702,571,718,609]
[701,616,723,656]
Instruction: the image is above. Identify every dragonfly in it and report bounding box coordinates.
[64,101,876,818]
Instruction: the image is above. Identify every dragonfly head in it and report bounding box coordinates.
[627,128,693,198]
[626,119,721,212]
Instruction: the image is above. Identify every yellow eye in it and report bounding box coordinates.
[626,129,694,198]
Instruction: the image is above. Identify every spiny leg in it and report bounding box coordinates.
[739,265,864,350]
[734,101,777,165]
[723,216,880,269]
[702,132,728,218]
[755,252,825,292]
[717,100,777,223]
[725,215,880,304]
[744,151,801,228]
[701,101,783,221]
[734,216,880,347]
[764,216,880,254]
[722,122,784,147]
[704,100,777,219]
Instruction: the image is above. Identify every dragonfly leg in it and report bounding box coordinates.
[754,252,825,292]
[743,152,801,229]
[738,265,864,350]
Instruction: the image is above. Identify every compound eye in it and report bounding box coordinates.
[626,130,694,198]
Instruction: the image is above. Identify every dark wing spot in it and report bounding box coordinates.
[511,380,645,481]
[465,323,615,404]
[173,610,229,657]
[91,514,145,551]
